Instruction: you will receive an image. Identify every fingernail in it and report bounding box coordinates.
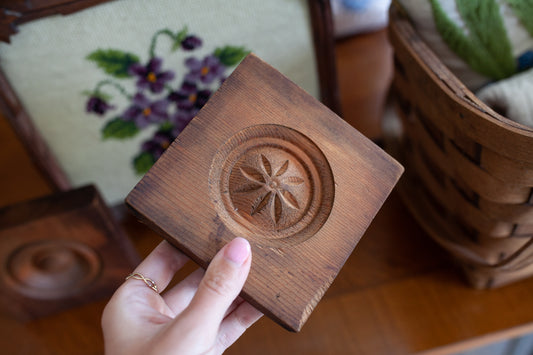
[224,237,250,266]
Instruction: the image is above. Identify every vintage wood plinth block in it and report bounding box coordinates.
[126,54,403,331]
[0,185,140,320]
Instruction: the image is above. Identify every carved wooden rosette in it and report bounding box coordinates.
[4,240,101,300]
[210,124,334,247]
[0,186,139,319]
[126,54,403,331]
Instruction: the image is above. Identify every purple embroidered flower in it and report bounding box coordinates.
[86,96,115,116]
[141,130,175,160]
[170,111,196,136]
[181,35,202,51]
[185,55,225,84]
[122,93,169,128]
[168,81,211,112]
[129,57,175,93]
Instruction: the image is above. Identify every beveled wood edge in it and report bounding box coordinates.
[0,0,340,193]
[0,182,87,221]
[0,184,96,228]
[389,3,533,162]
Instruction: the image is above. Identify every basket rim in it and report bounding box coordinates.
[389,3,533,163]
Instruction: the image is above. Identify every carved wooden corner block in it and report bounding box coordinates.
[126,54,403,331]
[0,185,140,320]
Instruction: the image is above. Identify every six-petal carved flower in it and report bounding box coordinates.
[234,154,305,225]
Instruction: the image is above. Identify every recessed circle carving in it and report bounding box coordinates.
[4,240,101,300]
[209,124,334,246]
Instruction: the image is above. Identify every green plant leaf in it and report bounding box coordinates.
[102,118,139,139]
[506,0,533,38]
[86,49,140,78]
[214,46,250,66]
[456,0,515,78]
[133,152,155,174]
[429,0,515,80]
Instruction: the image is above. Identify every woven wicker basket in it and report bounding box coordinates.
[387,4,533,289]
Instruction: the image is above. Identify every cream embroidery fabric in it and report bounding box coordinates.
[0,0,319,205]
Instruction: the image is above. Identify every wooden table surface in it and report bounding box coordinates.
[2,29,533,355]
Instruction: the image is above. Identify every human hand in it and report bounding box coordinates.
[102,237,262,355]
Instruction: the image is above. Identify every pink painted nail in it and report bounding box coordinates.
[224,237,250,266]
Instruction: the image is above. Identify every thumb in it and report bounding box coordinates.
[182,237,251,333]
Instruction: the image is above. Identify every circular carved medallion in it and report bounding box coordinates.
[209,124,334,246]
[4,240,101,300]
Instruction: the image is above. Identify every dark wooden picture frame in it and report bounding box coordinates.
[0,0,340,195]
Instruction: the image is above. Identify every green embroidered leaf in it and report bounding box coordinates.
[429,0,515,80]
[133,152,155,175]
[172,26,189,51]
[159,121,174,132]
[214,46,250,66]
[86,49,139,78]
[176,27,189,42]
[506,0,533,38]
[102,118,139,139]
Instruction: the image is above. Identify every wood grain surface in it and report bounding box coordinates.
[2,29,533,355]
[126,54,403,331]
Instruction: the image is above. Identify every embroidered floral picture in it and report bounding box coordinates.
[84,28,250,174]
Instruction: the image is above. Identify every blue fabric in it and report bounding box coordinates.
[518,50,533,72]
[342,0,371,11]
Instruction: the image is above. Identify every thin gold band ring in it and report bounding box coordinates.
[126,272,159,293]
